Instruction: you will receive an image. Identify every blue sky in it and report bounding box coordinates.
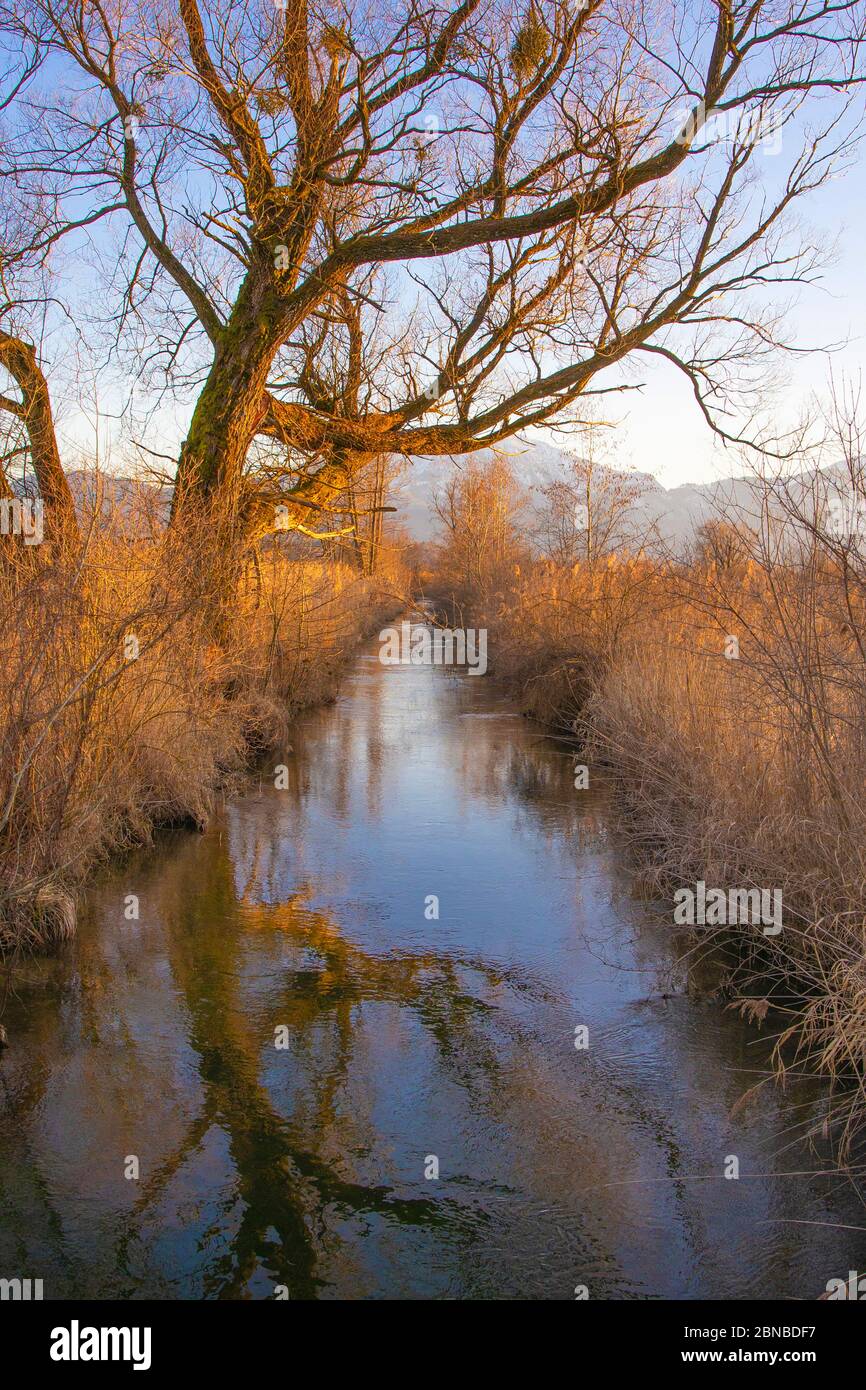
[570,138,866,489]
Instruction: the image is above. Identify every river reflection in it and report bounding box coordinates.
[1,623,865,1299]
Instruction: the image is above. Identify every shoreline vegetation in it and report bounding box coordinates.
[428,449,866,1155]
[0,486,407,957]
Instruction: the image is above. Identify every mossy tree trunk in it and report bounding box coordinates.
[0,331,79,552]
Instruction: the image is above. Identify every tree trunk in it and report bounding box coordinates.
[0,331,79,551]
[168,273,366,626]
[172,274,282,517]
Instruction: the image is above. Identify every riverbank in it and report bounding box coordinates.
[0,521,406,955]
[430,491,866,1153]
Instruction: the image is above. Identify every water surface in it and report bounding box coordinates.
[1,619,864,1299]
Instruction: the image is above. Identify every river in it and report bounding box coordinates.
[1,615,864,1299]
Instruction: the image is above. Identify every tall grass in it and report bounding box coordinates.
[588,552,866,1154]
[0,488,405,952]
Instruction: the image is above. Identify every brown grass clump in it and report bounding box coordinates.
[4,885,78,954]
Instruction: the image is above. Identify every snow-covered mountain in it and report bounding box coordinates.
[389,438,767,549]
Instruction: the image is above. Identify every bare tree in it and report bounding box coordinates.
[0,0,863,559]
[537,437,650,566]
[434,452,525,602]
[694,516,754,568]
